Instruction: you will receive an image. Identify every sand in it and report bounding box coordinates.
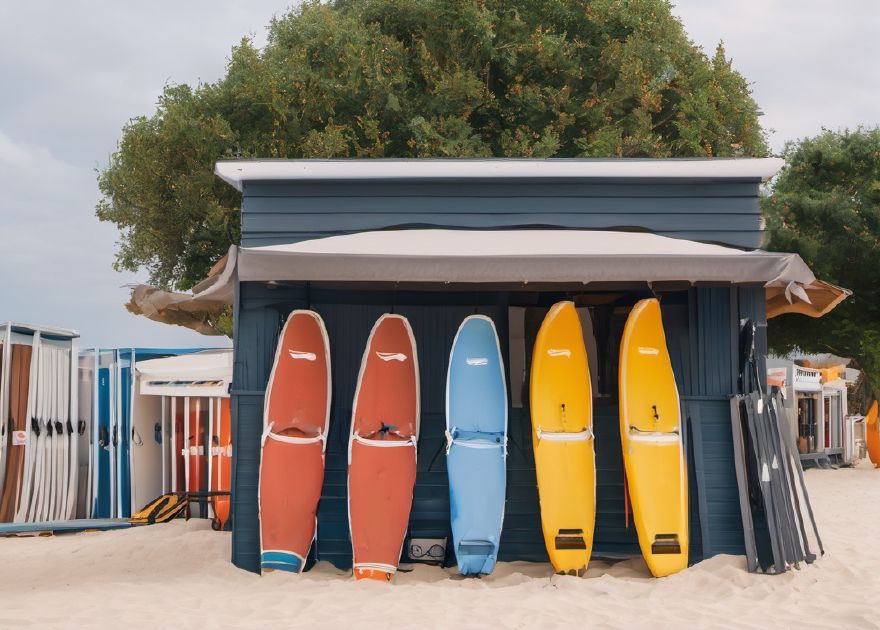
[1,464,878,630]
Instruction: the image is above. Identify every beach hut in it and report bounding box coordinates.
[130,158,847,573]
[78,347,225,520]
[767,357,859,468]
[135,349,233,523]
[0,322,79,523]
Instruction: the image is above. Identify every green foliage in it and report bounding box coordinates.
[98,0,767,291]
[763,128,880,394]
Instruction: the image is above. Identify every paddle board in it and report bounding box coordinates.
[446,315,507,575]
[0,333,8,495]
[259,310,331,573]
[211,397,232,531]
[348,314,419,581]
[94,365,112,518]
[619,298,688,577]
[173,398,185,493]
[77,351,94,518]
[530,301,595,575]
[117,356,132,517]
[866,400,879,468]
[186,397,207,517]
[20,339,46,523]
[0,344,33,521]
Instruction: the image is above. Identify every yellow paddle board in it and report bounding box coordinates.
[619,298,688,577]
[530,301,595,574]
[866,400,879,468]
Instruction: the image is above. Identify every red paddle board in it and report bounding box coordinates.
[187,398,203,495]
[174,401,185,493]
[348,314,419,582]
[259,310,331,573]
[211,397,232,530]
[0,344,33,520]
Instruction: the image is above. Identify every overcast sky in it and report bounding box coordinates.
[1,1,877,347]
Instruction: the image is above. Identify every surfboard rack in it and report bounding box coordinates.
[555,529,587,550]
[650,534,682,554]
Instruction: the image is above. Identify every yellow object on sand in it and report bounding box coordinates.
[866,401,880,468]
[619,298,688,577]
[530,301,595,575]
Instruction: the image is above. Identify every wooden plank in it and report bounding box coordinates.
[242,211,763,234]
[243,180,759,199]
[242,194,760,216]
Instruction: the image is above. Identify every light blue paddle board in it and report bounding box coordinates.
[445,315,507,575]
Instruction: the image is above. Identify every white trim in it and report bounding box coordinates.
[215,158,785,190]
[170,396,177,492]
[161,396,168,494]
[627,430,681,444]
[265,431,326,446]
[449,439,504,450]
[352,433,417,448]
[0,321,79,340]
[207,390,213,496]
[536,427,594,442]
[183,397,190,493]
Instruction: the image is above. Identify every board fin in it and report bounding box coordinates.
[651,533,682,555]
[555,528,587,550]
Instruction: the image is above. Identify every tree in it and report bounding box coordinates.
[98,0,768,291]
[763,128,880,394]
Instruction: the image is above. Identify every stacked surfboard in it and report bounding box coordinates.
[0,324,80,524]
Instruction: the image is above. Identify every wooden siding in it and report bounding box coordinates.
[230,283,752,573]
[229,175,767,573]
[239,180,764,249]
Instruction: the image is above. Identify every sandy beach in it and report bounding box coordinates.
[1,464,877,630]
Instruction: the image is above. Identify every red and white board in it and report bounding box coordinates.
[348,314,419,582]
[259,310,331,573]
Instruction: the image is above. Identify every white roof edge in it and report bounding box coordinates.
[0,321,80,339]
[215,158,785,191]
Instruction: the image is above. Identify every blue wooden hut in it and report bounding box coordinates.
[174,158,841,573]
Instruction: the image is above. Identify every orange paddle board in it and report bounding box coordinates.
[348,314,419,582]
[187,398,204,495]
[866,401,879,468]
[211,397,232,530]
[259,310,331,573]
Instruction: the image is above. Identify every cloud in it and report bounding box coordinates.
[0,0,877,347]
[672,0,880,151]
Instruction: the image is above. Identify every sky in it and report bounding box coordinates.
[0,1,877,347]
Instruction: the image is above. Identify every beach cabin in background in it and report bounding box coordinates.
[128,158,847,574]
[135,349,233,527]
[767,357,860,468]
[0,322,79,523]
[78,348,231,521]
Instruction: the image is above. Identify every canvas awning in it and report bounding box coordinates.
[136,349,232,397]
[128,229,848,334]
